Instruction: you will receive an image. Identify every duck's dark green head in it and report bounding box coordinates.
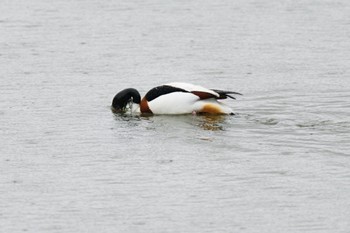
[112,88,141,111]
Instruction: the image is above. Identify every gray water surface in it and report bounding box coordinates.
[1,0,350,232]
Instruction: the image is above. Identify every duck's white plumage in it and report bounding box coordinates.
[148,92,200,114]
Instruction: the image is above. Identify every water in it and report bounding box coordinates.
[1,0,350,232]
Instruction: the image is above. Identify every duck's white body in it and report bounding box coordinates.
[128,82,239,115]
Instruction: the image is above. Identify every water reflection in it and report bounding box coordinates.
[195,114,227,131]
[111,109,229,131]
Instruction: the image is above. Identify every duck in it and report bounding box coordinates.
[111,82,242,115]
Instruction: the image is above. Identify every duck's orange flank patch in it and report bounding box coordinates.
[200,104,223,114]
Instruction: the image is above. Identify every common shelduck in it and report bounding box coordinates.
[111,82,242,115]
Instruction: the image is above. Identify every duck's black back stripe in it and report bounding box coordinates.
[145,85,188,101]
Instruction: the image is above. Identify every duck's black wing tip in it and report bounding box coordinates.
[211,89,243,100]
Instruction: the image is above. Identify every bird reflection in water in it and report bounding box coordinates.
[195,114,226,131]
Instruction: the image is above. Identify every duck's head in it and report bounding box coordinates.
[112,88,141,112]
